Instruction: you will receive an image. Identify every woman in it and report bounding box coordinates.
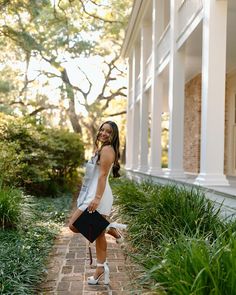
[69,121,122,285]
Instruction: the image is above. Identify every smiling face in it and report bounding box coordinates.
[98,123,113,144]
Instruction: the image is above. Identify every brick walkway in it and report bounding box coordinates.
[38,223,143,295]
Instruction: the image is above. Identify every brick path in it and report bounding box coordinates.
[38,223,144,295]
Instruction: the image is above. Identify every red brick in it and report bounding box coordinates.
[57,281,70,291]
[62,265,73,274]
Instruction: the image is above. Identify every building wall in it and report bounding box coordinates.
[183,74,231,175]
[225,72,236,175]
[184,74,201,173]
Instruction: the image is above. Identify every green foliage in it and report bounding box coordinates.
[0,0,132,147]
[0,80,11,93]
[0,140,25,186]
[0,194,71,295]
[0,114,84,196]
[0,184,24,229]
[112,178,236,294]
[147,231,236,295]
[112,179,224,250]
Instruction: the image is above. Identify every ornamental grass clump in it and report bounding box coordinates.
[112,179,224,250]
[0,183,24,229]
[112,178,236,294]
[146,231,236,295]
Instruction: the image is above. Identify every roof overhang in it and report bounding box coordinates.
[121,0,147,58]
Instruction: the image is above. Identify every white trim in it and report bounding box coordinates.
[176,7,203,49]
[156,23,170,47]
[121,0,151,58]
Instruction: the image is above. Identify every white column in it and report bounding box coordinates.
[138,23,151,172]
[195,0,229,186]
[149,76,163,175]
[131,45,141,170]
[125,58,133,170]
[165,0,185,178]
[148,0,164,175]
[131,102,140,170]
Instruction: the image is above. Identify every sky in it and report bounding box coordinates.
[23,55,106,115]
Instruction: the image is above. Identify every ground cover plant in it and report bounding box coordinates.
[0,192,71,295]
[112,178,236,295]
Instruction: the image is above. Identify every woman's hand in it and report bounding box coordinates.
[88,197,101,213]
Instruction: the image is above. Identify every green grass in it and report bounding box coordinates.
[111,178,236,294]
[112,179,224,250]
[0,184,25,229]
[0,194,71,295]
[146,230,236,295]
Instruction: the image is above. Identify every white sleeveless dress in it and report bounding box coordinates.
[77,154,113,216]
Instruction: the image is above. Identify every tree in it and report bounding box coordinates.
[0,0,132,146]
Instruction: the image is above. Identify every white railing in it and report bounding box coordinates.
[156,24,171,67]
[135,74,141,99]
[145,55,152,83]
[177,0,203,38]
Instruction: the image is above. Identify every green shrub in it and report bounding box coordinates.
[0,114,84,196]
[0,183,24,229]
[0,141,25,186]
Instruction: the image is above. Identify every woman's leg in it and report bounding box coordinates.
[93,231,107,278]
[93,213,110,278]
[107,227,121,239]
[68,208,83,233]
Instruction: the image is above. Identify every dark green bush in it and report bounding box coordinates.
[0,114,84,196]
[0,140,25,186]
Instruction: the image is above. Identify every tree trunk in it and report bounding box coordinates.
[67,100,82,134]
[121,139,126,164]
[62,69,82,134]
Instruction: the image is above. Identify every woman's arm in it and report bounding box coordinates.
[88,146,115,212]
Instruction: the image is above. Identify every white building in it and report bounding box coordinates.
[122,0,236,192]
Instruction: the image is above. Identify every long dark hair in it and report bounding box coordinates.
[95,121,120,178]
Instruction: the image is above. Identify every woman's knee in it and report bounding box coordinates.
[96,230,106,241]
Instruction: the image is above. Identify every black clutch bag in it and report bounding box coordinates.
[72,208,110,243]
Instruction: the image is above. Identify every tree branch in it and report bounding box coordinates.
[29,105,59,116]
[76,65,93,97]
[97,55,120,100]
[78,0,122,24]
[106,110,126,117]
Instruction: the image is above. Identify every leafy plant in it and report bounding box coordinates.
[0,114,84,196]
[147,233,236,295]
[0,183,24,229]
[0,194,71,294]
[112,179,224,250]
[111,178,236,294]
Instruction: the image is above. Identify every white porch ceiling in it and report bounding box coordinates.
[184,0,236,81]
